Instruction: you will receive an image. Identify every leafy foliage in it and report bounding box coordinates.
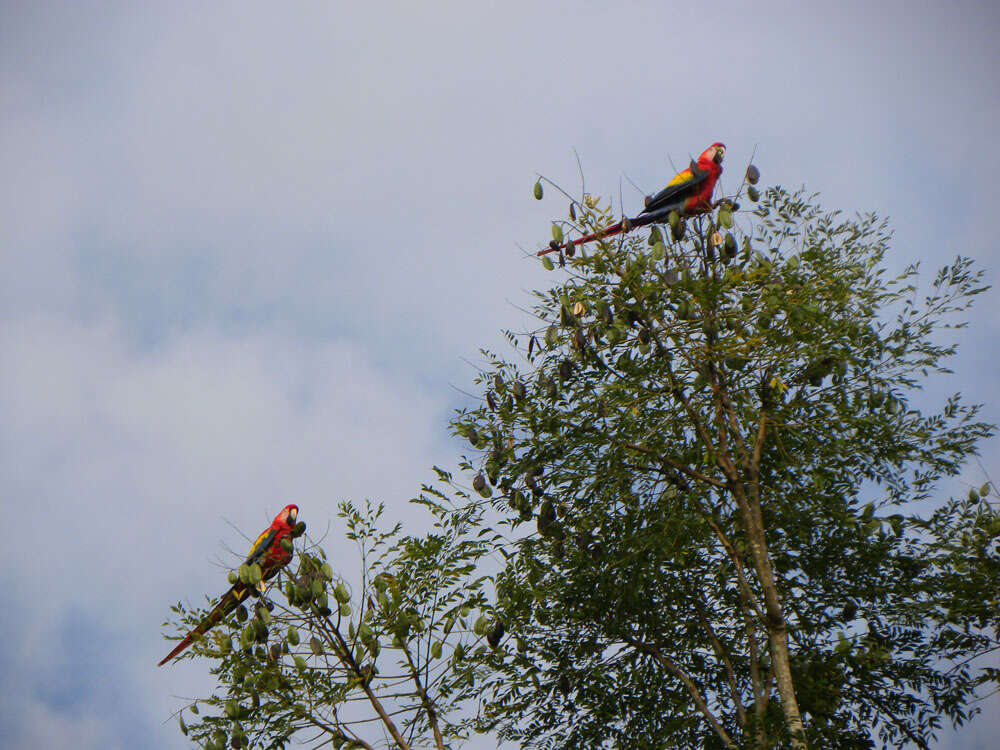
[452,183,998,748]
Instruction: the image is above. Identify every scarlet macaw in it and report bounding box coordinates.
[538,142,726,256]
[158,504,300,666]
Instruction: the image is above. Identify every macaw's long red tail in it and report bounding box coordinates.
[537,220,626,257]
[158,585,249,666]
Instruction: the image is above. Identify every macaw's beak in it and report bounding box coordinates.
[289,507,298,523]
[714,147,725,164]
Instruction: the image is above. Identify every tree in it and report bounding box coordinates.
[164,167,1000,750]
[163,498,498,749]
[452,179,999,748]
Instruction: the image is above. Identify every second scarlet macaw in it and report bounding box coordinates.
[538,142,726,256]
[158,504,300,666]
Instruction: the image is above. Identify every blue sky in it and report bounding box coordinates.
[1,1,998,747]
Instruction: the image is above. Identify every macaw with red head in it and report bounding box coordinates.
[538,142,726,256]
[158,504,300,666]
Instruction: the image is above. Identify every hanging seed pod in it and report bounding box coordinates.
[528,335,537,357]
[723,232,738,259]
[334,583,350,603]
[228,571,238,585]
[311,578,325,599]
[537,500,556,536]
[268,643,281,661]
[746,165,760,185]
[512,380,526,402]
[572,301,585,317]
[647,226,662,245]
[486,391,496,411]
[545,324,559,348]
[310,637,324,656]
[473,473,486,493]
[547,378,558,400]
[493,373,504,391]
[551,223,563,243]
[718,209,733,229]
[286,625,300,646]
[486,621,506,649]
[671,222,686,242]
[467,425,478,446]
[668,210,681,230]
[566,242,576,258]
[651,241,666,260]
[569,202,576,220]
[533,180,543,199]
[541,255,554,270]
[573,328,587,351]
[747,185,760,202]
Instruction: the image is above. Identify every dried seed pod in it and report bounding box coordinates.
[493,374,504,391]
[467,425,478,447]
[746,165,760,185]
[573,328,587,351]
[512,380,526,401]
[537,500,556,536]
[747,185,760,202]
[486,391,496,411]
[486,621,506,649]
[473,473,486,493]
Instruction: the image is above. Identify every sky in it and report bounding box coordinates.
[1,1,998,748]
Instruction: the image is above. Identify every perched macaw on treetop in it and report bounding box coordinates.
[158,504,300,666]
[538,142,726,256]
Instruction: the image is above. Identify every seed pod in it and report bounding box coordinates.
[545,324,559,348]
[238,564,251,585]
[486,621,506,649]
[310,637,324,656]
[668,210,680,229]
[718,209,733,229]
[287,626,300,645]
[512,380,526,401]
[257,606,271,626]
[647,226,662,245]
[334,583,350,604]
[493,373,504,391]
[747,185,760,202]
[541,255,554,270]
[486,391,496,411]
[746,164,760,185]
[320,562,333,580]
[533,180,543,199]
[651,241,665,260]
[431,640,443,659]
[671,221,686,242]
[537,500,556,536]
[268,643,281,661]
[228,571,238,585]
[710,231,722,248]
[551,223,563,243]
[569,202,576,220]
[573,328,587,351]
[467,425,478,447]
[723,232,738,259]
[249,564,263,586]
[235,604,248,623]
[473,473,486,493]
[528,335,537,357]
